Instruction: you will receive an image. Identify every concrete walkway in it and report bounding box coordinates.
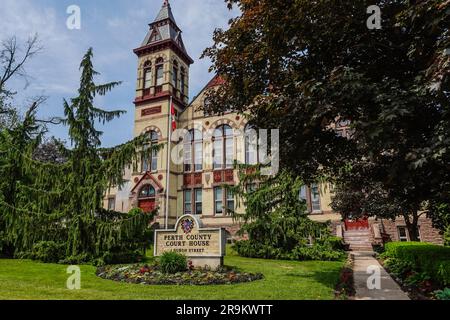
[352,251,410,300]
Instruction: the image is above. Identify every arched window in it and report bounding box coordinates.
[142,131,159,172]
[172,60,178,89]
[183,129,203,172]
[155,58,164,87]
[180,67,186,95]
[213,125,233,170]
[139,185,156,199]
[143,61,152,90]
[245,124,258,165]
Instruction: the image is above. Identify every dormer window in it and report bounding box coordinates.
[150,29,162,42]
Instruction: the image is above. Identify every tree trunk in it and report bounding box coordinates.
[404,211,420,242]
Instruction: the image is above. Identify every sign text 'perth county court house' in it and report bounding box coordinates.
[154,215,226,269]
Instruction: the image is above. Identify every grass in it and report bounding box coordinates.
[0,247,345,300]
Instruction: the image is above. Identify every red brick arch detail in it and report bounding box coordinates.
[208,118,238,131]
[182,123,208,133]
[142,126,162,140]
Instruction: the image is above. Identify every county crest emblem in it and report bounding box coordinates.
[181,218,195,234]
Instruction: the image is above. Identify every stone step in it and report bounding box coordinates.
[344,231,370,235]
[350,246,373,251]
[350,247,373,251]
[344,235,370,238]
[345,239,371,243]
[346,242,372,246]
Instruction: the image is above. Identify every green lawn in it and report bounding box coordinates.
[0,248,344,300]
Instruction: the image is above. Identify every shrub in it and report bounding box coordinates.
[319,236,345,251]
[382,242,450,286]
[434,288,450,300]
[59,253,92,265]
[384,258,415,278]
[30,241,65,263]
[233,241,285,259]
[404,272,431,286]
[438,261,450,286]
[159,251,187,274]
[102,250,142,265]
[291,244,345,261]
[233,240,345,261]
[128,207,144,217]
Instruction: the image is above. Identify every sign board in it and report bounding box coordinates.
[154,215,226,269]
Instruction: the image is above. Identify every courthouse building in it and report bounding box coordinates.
[104,0,443,247]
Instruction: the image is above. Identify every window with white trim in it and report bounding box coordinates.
[107,197,115,211]
[183,129,203,172]
[397,226,408,242]
[213,125,233,170]
[310,184,321,212]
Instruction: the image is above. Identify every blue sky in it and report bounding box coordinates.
[1,0,238,147]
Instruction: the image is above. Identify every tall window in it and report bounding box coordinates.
[172,61,178,89]
[310,184,321,212]
[195,189,202,215]
[142,131,159,172]
[143,61,152,89]
[213,125,233,170]
[214,187,223,215]
[184,129,203,172]
[226,189,235,212]
[107,197,115,211]
[184,190,192,215]
[214,187,233,215]
[180,67,186,95]
[155,58,164,87]
[245,124,258,165]
[183,189,202,215]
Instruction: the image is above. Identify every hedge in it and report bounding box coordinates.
[383,242,450,286]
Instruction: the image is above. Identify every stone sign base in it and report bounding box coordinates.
[189,257,224,270]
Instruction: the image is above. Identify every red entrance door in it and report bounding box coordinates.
[139,199,156,213]
[345,217,369,230]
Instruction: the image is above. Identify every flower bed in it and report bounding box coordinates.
[96,263,264,286]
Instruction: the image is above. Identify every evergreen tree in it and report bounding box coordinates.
[0,48,157,262]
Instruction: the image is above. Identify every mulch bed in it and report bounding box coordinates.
[335,254,356,300]
[96,264,264,286]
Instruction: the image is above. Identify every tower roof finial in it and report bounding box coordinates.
[163,0,169,6]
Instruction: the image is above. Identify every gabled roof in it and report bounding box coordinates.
[186,75,225,109]
[131,172,164,193]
